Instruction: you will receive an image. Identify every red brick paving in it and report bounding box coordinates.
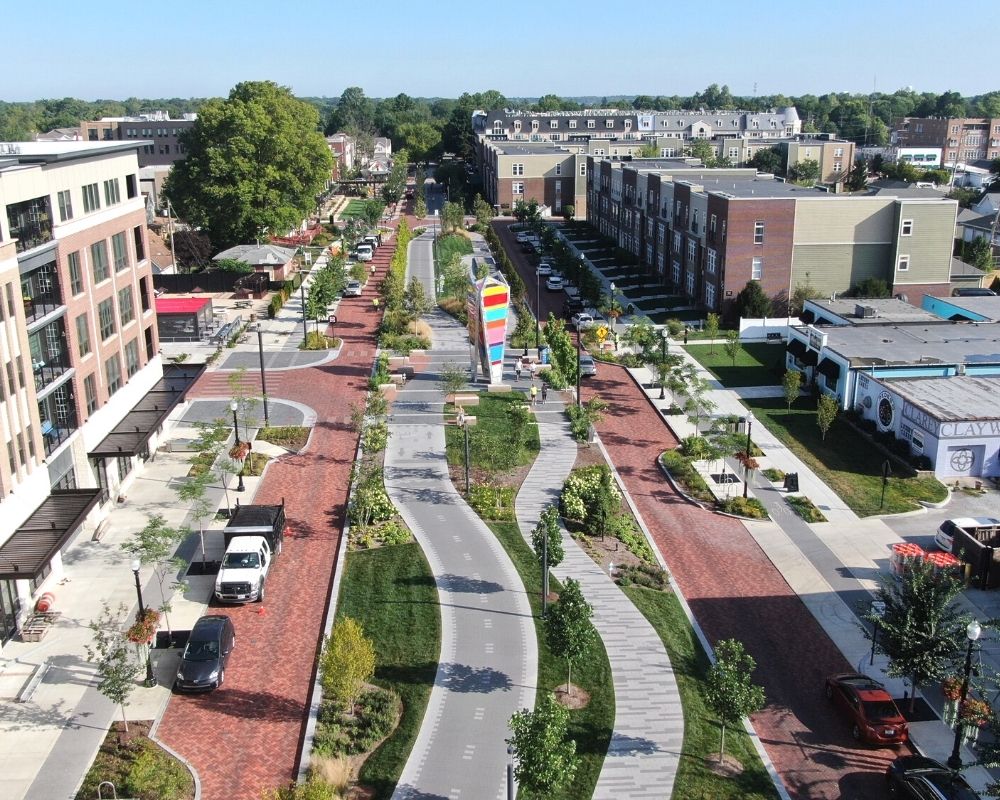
[584,364,901,800]
[157,240,395,799]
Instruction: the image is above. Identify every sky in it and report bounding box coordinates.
[2,0,996,102]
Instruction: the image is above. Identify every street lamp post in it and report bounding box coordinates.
[231,400,245,493]
[253,324,269,428]
[947,619,983,770]
[576,333,582,409]
[131,559,156,687]
[300,284,308,342]
[535,269,541,350]
[660,328,669,399]
[743,413,754,499]
[542,524,549,616]
[463,420,471,497]
[506,744,514,800]
[868,600,886,666]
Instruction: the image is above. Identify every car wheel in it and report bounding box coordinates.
[851,723,862,741]
[217,669,224,688]
[257,582,265,603]
[825,684,833,700]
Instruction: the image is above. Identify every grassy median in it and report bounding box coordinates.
[683,342,787,387]
[335,542,440,800]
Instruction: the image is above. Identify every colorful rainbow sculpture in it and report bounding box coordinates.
[467,273,510,384]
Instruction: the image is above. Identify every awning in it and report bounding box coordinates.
[817,358,841,381]
[799,309,815,323]
[801,348,819,366]
[787,338,807,358]
[89,364,202,458]
[0,489,102,580]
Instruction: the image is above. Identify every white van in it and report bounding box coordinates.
[356,244,373,262]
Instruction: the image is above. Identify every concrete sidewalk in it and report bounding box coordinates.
[513,381,684,799]
[624,345,994,789]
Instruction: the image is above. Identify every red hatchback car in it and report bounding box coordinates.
[825,673,909,744]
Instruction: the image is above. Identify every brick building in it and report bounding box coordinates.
[893,116,1000,167]
[80,111,197,168]
[586,157,957,318]
[0,141,195,647]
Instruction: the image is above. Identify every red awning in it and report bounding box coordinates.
[155,297,212,314]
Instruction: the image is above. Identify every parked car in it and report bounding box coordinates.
[355,244,373,262]
[536,263,553,277]
[215,536,274,603]
[571,312,603,330]
[563,297,585,316]
[175,615,235,692]
[886,755,980,799]
[935,517,1000,553]
[342,280,363,297]
[825,673,908,744]
[579,353,597,377]
[546,276,566,291]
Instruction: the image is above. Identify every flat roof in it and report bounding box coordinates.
[806,297,941,325]
[799,321,1000,367]
[0,140,150,167]
[156,296,212,314]
[934,296,1000,320]
[879,375,1000,422]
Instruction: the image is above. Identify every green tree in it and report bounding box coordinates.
[735,280,773,318]
[327,86,376,136]
[685,138,718,165]
[441,201,464,233]
[561,204,576,223]
[320,617,376,713]
[164,81,332,250]
[705,639,766,761]
[638,142,660,158]
[214,258,252,274]
[782,369,802,410]
[507,692,578,798]
[853,277,890,298]
[439,361,468,397]
[790,277,822,315]
[396,121,441,163]
[120,514,186,636]
[544,578,595,692]
[85,603,141,731]
[863,559,967,711]
[816,394,838,441]
[723,330,741,366]
[788,158,820,184]
[845,160,869,191]
[704,312,720,353]
[404,276,431,331]
[748,147,784,174]
[363,200,384,228]
[964,236,995,271]
[414,195,427,219]
[473,194,495,227]
[532,505,565,570]
[176,468,216,567]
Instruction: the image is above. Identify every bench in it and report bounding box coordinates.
[91,519,111,542]
[450,393,480,407]
[766,332,784,341]
[20,612,60,643]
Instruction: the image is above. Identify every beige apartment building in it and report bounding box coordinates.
[0,141,195,648]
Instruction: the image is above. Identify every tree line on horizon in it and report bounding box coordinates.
[3,84,1000,158]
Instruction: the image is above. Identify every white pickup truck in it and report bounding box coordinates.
[215,536,273,603]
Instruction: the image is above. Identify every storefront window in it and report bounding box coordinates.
[0,580,21,644]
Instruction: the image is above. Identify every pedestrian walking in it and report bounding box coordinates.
[541,385,548,403]
[514,358,522,380]
[529,360,538,380]
[683,325,689,345]
[530,385,538,406]
[372,297,380,311]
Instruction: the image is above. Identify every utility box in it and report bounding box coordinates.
[783,473,799,492]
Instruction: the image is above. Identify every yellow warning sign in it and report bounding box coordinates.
[596,326,608,342]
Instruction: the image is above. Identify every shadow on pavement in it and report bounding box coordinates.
[438,662,513,693]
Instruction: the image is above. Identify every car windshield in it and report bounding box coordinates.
[223,552,260,569]
[183,638,219,662]
[925,773,978,799]
[863,700,899,720]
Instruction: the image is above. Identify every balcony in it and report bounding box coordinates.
[38,392,78,457]
[33,359,70,394]
[7,196,53,254]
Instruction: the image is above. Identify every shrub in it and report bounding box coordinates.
[302,331,337,350]
[560,465,620,523]
[719,496,768,519]
[666,318,684,336]
[617,563,669,590]
[785,495,827,522]
[268,294,284,318]
[912,454,933,471]
[348,481,395,526]
[362,422,389,452]
[680,435,709,459]
[608,514,654,563]
[125,744,191,800]
[762,467,786,482]
[660,449,713,502]
[468,483,515,520]
[314,688,399,757]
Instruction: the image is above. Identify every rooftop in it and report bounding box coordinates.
[805,297,941,325]
[0,140,149,168]
[878,375,1000,422]
[933,296,1000,321]
[805,321,1000,367]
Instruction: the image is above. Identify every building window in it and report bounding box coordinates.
[98,298,116,339]
[660,148,676,157]
[124,339,140,377]
[707,248,717,274]
[91,241,110,283]
[105,354,122,395]
[512,163,524,176]
[68,251,83,294]
[898,254,910,271]
[673,232,682,253]
[118,287,135,325]
[111,232,129,271]
[82,183,100,213]
[568,119,577,129]
[554,163,561,177]
[901,219,913,236]
[911,430,924,452]
[512,182,524,195]
[833,161,842,172]
[126,174,138,199]
[579,163,587,176]
[706,282,716,309]
[549,120,558,129]
[587,120,595,129]
[834,147,844,157]
[751,257,763,280]
[687,239,697,261]
[76,314,91,356]
[103,178,121,206]
[531,120,539,131]
[753,220,765,244]
[83,374,98,414]
[57,190,73,222]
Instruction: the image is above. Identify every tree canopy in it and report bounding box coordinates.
[163,81,332,250]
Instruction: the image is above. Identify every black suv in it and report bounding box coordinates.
[886,755,980,799]
[175,615,235,692]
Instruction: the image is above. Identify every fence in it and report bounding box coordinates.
[738,316,796,341]
[153,272,241,295]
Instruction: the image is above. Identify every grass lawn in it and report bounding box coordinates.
[624,587,779,800]
[335,543,440,800]
[444,394,540,468]
[339,199,370,220]
[743,397,947,516]
[647,309,704,324]
[489,522,613,800]
[434,232,473,269]
[684,342,787,387]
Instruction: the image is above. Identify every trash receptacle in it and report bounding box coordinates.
[540,346,550,365]
[783,473,799,492]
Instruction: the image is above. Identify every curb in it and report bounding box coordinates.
[655,456,708,509]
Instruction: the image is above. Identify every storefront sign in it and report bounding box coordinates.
[806,325,827,352]
[939,421,1000,438]
[902,402,940,436]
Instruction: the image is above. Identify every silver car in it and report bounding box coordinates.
[579,354,597,377]
[343,280,363,297]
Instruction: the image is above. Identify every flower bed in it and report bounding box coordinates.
[785,495,827,523]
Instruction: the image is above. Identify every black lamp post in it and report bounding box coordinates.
[868,600,886,666]
[947,619,982,770]
[253,323,269,428]
[300,284,308,342]
[506,744,514,800]
[743,413,754,499]
[131,559,156,687]
[660,328,669,399]
[231,400,245,493]
[576,333,582,409]
[460,414,471,496]
[542,524,549,616]
[535,269,541,350]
